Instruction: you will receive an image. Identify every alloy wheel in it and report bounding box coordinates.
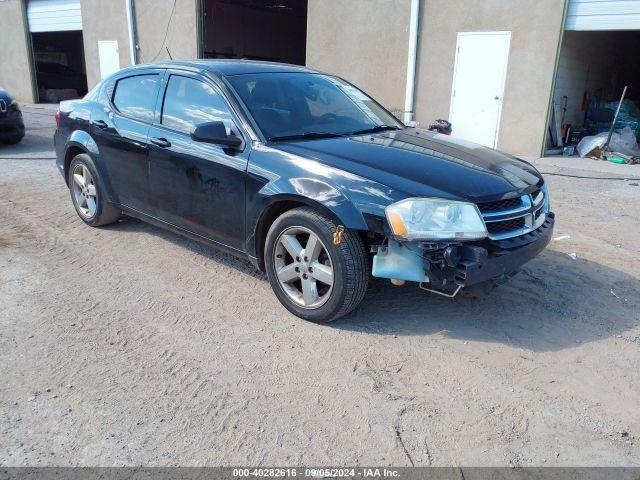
[71,164,98,219]
[273,226,334,309]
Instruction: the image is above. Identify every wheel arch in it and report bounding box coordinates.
[62,131,116,203]
[62,129,101,181]
[251,194,368,272]
[63,143,89,186]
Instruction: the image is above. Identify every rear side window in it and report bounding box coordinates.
[112,74,158,122]
[161,75,234,134]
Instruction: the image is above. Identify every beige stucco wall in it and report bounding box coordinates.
[306,0,411,112]
[135,0,198,63]
[80,0,132,90]
[81,0,198,90]
[415,0,566,156]
[0,0,35,102]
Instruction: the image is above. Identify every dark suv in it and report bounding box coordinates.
[54,60,554,322]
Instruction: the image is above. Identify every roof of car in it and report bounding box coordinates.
[123,59,320,77]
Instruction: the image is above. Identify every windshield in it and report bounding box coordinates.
[226,72,403,141]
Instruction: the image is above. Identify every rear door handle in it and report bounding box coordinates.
[92,119,108,129]
[150,137,171,148]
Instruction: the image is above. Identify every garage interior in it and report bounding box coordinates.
[31,30,88,102]
[27,0,88,103]
[546,1,640,159]
[547,30,640,154]
[202,0,307,65]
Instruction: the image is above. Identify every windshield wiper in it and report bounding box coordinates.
[349,125,402,136]
[268,125,402,142]
[268,132,345,142]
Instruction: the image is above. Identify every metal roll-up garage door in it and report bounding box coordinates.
[27,0,83,32]
[566,0,640,30]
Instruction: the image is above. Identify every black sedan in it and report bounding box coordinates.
[0,89,25,144]
[54,60,553,322]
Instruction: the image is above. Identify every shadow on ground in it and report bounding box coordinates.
[107,216,640,353]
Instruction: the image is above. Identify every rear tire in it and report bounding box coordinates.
[264,207,369,322]
[68,153,121,227]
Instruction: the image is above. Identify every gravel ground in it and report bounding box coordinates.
[1,107,639,467]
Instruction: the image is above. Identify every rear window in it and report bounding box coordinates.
[112,74,158,122]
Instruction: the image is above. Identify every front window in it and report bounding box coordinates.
[226,73,403,141]
[161,75,236,135]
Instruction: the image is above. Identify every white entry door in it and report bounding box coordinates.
[98,41,120,80]
[449,31,511,148]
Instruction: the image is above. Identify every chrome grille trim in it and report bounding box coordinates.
[478,187,547,240]
[481,195,531,219]
[532,190,544,207]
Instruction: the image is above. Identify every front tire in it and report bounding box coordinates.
[264,207,369,322]
[68,154,121,227]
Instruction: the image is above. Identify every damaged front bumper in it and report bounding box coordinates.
[372,213,555,295]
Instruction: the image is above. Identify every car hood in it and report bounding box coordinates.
[272,128,543,202]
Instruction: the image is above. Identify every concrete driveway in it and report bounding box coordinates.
[1,107,639,466]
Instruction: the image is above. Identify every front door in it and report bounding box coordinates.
[147,73,249,250]
[449,31,511,148]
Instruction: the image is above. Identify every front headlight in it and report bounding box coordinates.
[385,198,488,241]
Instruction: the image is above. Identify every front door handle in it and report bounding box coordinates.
[150,137,171,148]
[92,119,108,129]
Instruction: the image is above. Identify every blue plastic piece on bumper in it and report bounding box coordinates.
[372,240,428,283]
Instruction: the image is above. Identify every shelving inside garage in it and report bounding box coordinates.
[546,0,640,155]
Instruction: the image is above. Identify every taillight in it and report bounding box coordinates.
[55,110,60,129]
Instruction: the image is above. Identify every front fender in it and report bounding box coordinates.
[262,177,369,229]
[245,177,370,264]
[245,145,408,262]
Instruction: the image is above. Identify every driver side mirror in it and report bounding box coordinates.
[191,121,243,149]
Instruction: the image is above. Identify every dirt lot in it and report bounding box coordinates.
[1,107,639,467]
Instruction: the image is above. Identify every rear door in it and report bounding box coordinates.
[90,69,163,214]
[147,71,249,250]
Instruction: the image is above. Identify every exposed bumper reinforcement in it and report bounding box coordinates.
[458,212,554,287]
